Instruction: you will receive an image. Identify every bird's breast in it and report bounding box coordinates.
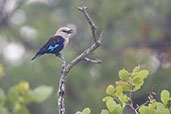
[64,38,69,47]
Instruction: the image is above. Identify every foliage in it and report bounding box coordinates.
[0,64,4,80]
[0,0,171,113]
[139,90,171,114]
[0,67,53,114]
[75,66,171,114]
[75,107,91,114]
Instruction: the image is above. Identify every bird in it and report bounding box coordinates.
[31,27,73,60]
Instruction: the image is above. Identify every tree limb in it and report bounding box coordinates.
[56,4,103,114]
[83,57,102,64]
[77,5,97,42]
[56,53,67,114]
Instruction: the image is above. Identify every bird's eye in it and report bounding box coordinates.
[62,30,67,33]
[62,29,73,34]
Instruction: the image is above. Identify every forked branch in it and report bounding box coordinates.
[56,4,103,114]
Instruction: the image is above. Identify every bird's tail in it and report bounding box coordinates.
[31,54,41,61]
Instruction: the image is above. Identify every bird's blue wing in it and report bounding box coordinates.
[47,44,59,52]
[31,36,65,60]
[40,35,65,54]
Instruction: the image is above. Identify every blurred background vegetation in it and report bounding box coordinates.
[0,0,171,114]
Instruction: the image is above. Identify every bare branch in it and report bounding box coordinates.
[135,100,149,111]
[56,53,66,69]
[126,104,139,114]
[66,31,103,72]
[83,57,102,64]
[66,40,101,72]
[77,5,97,42]
[135,91,155,111]
[56,53,67,114]
[126,99,149,114]
[129,85,133,107]
[57,4,103,114]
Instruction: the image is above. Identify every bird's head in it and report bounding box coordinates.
[55,27,73,38]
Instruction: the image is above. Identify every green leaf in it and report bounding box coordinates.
[156,102,165,109]
[147,108,155,114]
[29,86,53,103]
[102,96,113,102]
[119,69,129,81]
[115,85,123,97]
[13,102,21,112]
[0,88,6,104]
[148,103,156,109]
[0,64,4,80]
[75,111,82,114]
[82,107,91,114]
[133,77,143,85]
[8,81,30,105]
[106,99,116,113]
[18,82,30,94]
[16,106,29,114]
[156,108,170,114]
[139,106,148,114]
[133,65,140,72]
[132,85,141,92]
[8,86,20,105]
[106,85,115,96]
[132,77,144,92]
[101,109,110,114]
[117,81,131,92]
[0,106,9,114]
[136,70,149,80]
[161,90,170,105]
[118,93,130,103]
[112,104,122,114]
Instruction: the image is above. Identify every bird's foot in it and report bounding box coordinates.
[55,53,61,57]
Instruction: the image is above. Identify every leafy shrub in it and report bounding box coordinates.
[0,64,53,114]
[75,66,171,114]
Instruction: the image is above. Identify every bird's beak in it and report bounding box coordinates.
[68,29,74,34]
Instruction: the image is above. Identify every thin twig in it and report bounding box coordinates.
[77,5,97,42]
[126,89,152,114]
[66,40,101,72]
[57,4,103,114]
[135,100,149,111]
[83,57,102,64]
[126,104,139,114]
[135,91,154,111]
[129,85,133,107]
[126,81,139,114]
